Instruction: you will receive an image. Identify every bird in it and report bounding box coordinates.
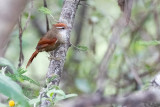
[26,23,67,68]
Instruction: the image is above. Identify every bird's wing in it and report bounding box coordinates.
[36,37,57,50]
[37,37,57,45]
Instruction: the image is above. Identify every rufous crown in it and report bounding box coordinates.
[54,23,67,28]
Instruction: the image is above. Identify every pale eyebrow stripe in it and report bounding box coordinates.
[56,27,64,29]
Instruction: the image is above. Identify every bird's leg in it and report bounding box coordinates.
[48,52,61,61]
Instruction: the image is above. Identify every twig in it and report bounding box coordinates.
[18,0,33,68]
[124,54,143,87]
[18,15,24,68]
[23,0,33,32]
[74,2,87,45]
[43,0,49,31]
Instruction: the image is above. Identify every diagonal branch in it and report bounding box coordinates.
[96,0,133,93]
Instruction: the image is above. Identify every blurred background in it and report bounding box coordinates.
[1,0,160,106]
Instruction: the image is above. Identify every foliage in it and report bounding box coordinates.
[0,63,77,106]
[28,86,77,106]
[38,7,52,15]
[38,6,55,20]
[0,58,39,85]
[76,45,88,51]
[3,67,40,86]
[137,40,160,46]
[0,68,29,107]
[7,68,40,86]
[46,87,77,105]
[0,58,17,74]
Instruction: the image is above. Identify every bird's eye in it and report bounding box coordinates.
[56,27,65,29]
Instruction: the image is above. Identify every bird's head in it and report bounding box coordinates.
[53,23,68,43]
[54,23,67,30]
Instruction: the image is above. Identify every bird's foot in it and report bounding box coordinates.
[48,53,61,61]
[48,56,61,61]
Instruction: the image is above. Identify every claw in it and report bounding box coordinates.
[48,53,61,61]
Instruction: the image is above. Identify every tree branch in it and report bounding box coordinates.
[18,15,24,68]
[40,0,80,106]
[18,0,33,67]
[43,0,49,31]
[97,0,133,93]
[58,73,160,107]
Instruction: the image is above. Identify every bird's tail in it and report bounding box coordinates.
[26,50,39,68]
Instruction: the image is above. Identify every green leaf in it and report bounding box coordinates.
[0,58,17,74]
[17,68,27,74]
[0,74,29,107]
[38,7,52,15]
[6,72,18,81]
[6,72,40,86]
[64,94,78,99]
[53,90,65,96]
[18,75,40,86]
[137,40,160,46]
[29,98,40,105]
[46,75,59,83]
[76,45,88,51]
[55,94,77,102]
[47,89,65,98]
[23,12,34,19]
[47,85,60,90]
[0,103,7,107]
[0,67,7,75]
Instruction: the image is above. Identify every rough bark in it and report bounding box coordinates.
[40,0,80,106]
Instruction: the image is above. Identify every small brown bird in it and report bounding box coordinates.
[26,23,67,68]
